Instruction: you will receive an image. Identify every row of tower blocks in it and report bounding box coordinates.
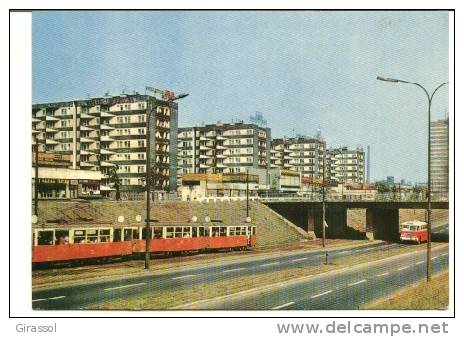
[32,93,366,195]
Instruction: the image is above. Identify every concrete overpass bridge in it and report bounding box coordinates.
[261,200,449,241]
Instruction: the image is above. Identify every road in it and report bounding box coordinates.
[178,245,448,310]
[32,224,449,310]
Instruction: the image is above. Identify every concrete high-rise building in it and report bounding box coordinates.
[326,147,365,184]
[430,118,449,194]
[32,93,179,197]
[177,122,271,181]
[270,136,326,180]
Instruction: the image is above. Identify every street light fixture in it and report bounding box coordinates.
[145,92,189,270]
[377,75,448,282]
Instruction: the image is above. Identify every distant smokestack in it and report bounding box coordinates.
[367,145,371,184]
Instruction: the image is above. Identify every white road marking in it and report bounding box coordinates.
[292,257,308,262]
[272,301,295,310]
[415,261,425,265]
[103,282,146,291]
[260,261,280,267]
[32,295,66,302]
[48,296,66,300]
[376,272,390,277]
[348,279,367,287]
[397,266,409,271]
[32,298,47,302]
[172,274,197,280]
[311,290,333,299]
[222,267,246,273]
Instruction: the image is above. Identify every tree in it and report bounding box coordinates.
[108,165,121,201]
[374,181,390,193]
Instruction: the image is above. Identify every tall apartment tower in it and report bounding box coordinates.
[270,136,326,180]
[326,146,365,184]
[430,118,449,194]
[366,145,371,184]
[32,93,179,197]
[177,122,271,180]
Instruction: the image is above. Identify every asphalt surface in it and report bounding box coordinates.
[181,245,448,310]
[32,224,449,310]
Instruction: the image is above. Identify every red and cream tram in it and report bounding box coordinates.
[32,223,257,264]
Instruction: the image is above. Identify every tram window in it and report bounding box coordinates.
[37,230,54,245]
[133,229,140,240]
[229,227,235,236]
[141,227,150,240]
[175,227,183,238]
[192,227,198,237]
[113,229,122,242]
[212,227,220,237]
[219,227,227,237]
[99,229,111,242]
[166,227,174,238]
[153,227,163,239]
[74,230,86,243]
[183,227,191,238]
[199,227,205,237]
[123,229,132,241]
[87,229,98,243]
[55,230,69,244]
[204,227,210,237]
[241,227,247,235]
[252,227,256,235]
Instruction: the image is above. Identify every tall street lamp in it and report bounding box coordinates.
[145,92,189,270]
[377,76,448,282]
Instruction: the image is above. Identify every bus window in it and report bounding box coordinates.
[153,227,163,239]
[113,229,122,242]
[38,230,54,245]
[166,227,174,238]
[175,227,183,238]
[55,230,69,244]
[99,229,110,242]
[192,227,198,237]
[87,229,98,243]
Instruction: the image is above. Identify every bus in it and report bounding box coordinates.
[399,220,428,244]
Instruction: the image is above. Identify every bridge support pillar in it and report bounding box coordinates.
[326,205,348,238]
[307,207,321,238]
[366,208,399,241]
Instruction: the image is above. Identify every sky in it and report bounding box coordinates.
[32,11,450,183]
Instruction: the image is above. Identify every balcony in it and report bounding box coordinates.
[80,149,91,155]
[101,161,116,167]
[80,113,94,119]
[216,154,226,158]
[100,124,114,130]
[45,127,59,133]
[100,148,115,155]
[45,115,59,121]
[45,139,58,145]
[100,111,115,117]
[199,164,210,169]
[100,135,114,142]
[80,137,94,143]
[216,135,226,140]
[199,145,210,150]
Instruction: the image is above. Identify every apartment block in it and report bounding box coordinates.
[431,119,449,194]
[177,122,271,181]
[32,93,179,196]
[270,136,326,180]
[326,146,365,184]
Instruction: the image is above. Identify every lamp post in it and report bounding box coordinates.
[376,76,448,281]
[322,147,326,248]
[145,92,189,270]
